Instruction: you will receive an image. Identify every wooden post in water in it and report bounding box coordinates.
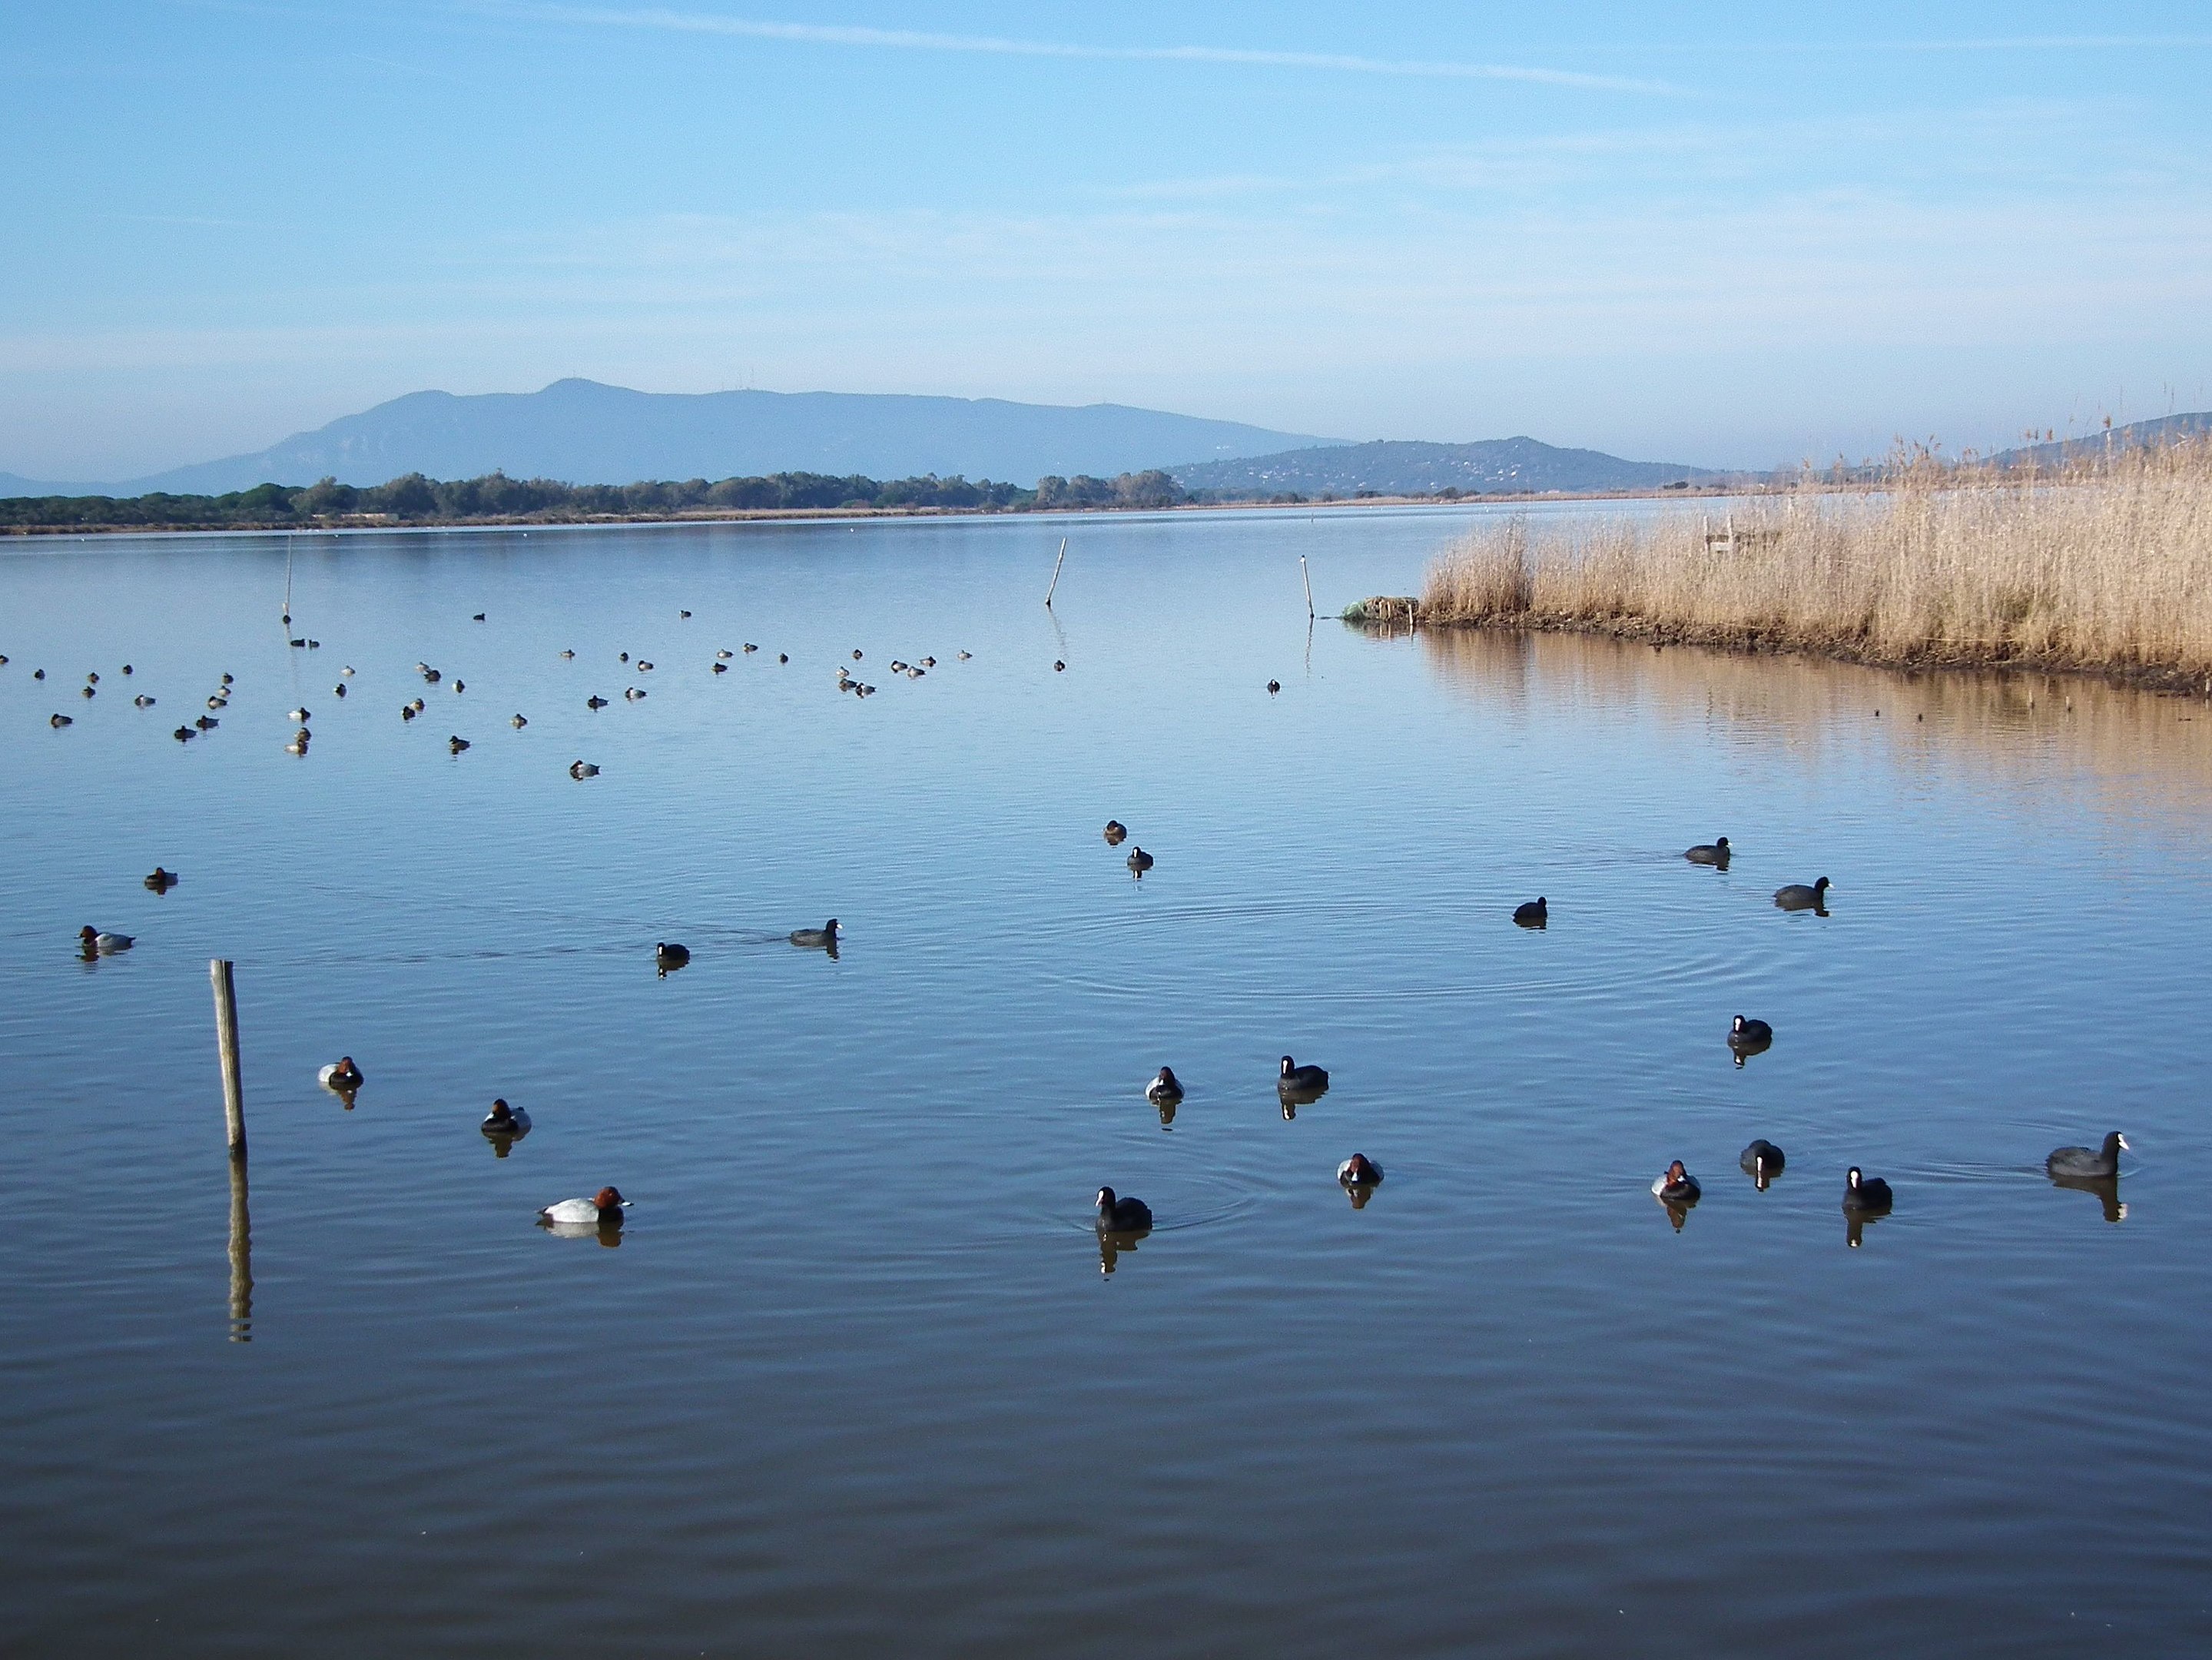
[210,958,247,1160]
[1044,538,1067,607]
[227,1155,253,1342]
[1300,556,1315,619]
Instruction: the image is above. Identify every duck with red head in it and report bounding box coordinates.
[1338,1154,1383,1187]
[481,1097,532,1137]
[79,926,133,954]
[317,1056,363,1092]
[539,1187,628,1231]
[1651,1160,1701,1204]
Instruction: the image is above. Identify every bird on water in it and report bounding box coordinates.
[2046,1132,2127,1180]
[1684,836,1730,865]
[1774,877,1832,912]
[1095,1187,1152,1231]
[1514,896,1547,928]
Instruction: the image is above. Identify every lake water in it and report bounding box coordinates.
[5,506,2210,1657]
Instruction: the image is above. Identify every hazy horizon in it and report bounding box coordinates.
[7,2,2210,479]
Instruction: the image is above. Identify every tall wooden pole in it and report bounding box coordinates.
[211,958,246,1160]
[227,1156,253,1342]
[1300,555,1315,619]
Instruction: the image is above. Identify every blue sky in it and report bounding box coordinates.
[5,1,2211,478]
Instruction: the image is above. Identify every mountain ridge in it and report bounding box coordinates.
[1,379,1341,498]
[1169,437,1722,498]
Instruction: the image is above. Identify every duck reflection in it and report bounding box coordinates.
[330,1084,359,1111]
[541,1217,625,1247]
[1656,1193,1700,1232]
[1155,1097,1177,1130]
[1096,1227,1150,1274]
[1844,1211,1888,1249]
[2048,1172,2127,1223]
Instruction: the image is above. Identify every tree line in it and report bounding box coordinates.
[0,466,1193,530]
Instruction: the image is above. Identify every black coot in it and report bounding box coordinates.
[1728,1014,1773,1064]
[1513,896,1547,928]
[1774,877,1832,912]
[1095,1187,1152,1230]
[2046,1131,2127,1179]
[1685,836,1731,865]
[1739,1140,1786,1183]
[1842,1167,1892,1212]
[655,941,691,974]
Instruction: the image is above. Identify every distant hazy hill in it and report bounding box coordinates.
[0,380,1339,498]
[1989,412,2212,468]
[1170,437,1718,498]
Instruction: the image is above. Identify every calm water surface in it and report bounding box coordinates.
[4,507,2210,1657]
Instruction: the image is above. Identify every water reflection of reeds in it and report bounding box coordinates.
[1409,626,2212,823]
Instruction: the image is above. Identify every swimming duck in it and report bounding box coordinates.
[1103,820,1128,845]
[1727,1014,1773,1064]
[1053,660,1066,672]
[173,725,194,742]
[144,866,179,891]
[539,1187,628,1228]
[285,735,309,755]
[716,649,733,661]
[1651,1160,1701,1203]
[401,705,418,721]
[1095,1187,1152,1230]
[559,649,575,659]
[1338,1153,1383,1187]
[712,662,727,674]
[655,941,691,973]
[1774,877,1831,911]
[448,735,469,753]
[789,920,841,949]
[333,684,347,697]
[778,653,788,663]
[1842,1167,1893,1212]
[619,652,629,662]
[1145,1067,1184,1106]
[635,662,652,672]
[1278,1055,1329,1094]
[317,1057,364,1091]
[1267,679,1281,694]
[481,1097,532,1135]
[221,673,234,685]
[34,668,45,679]
[851,649,864,661]
[410,698,425,712]
[586,695,608,709]
[134,695,155,707]
[1739,1140,1786,1183]
[957,650,971,660]
[452,679,464,693]
[569,760,599,779]
[744,643,758,653]
[120,665,131,675]
[624,687,645,701]
[341,665,356,676]
[1126,847,1154,875]
[423,668,441,683]
[473,612,486,622]
[919,656,936,668]
[195,715,218,730]
[80,685,95,699]
[207,696,229,709]
[79,926,133,953]
[1513,896,1547,928]
[86,671,99,684]
[1684,836,1730,865]
[50,712,71,728]
[287,708,309,723]
[510,714,527,728]
[2046,1132,2127,1180]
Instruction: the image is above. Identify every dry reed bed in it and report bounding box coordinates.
[1397,441,2212,689]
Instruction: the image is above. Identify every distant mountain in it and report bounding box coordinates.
[1989,412,2212,468]
[0,380,1341,498]
[1170,437,1720,498]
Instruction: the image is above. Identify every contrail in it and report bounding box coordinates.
[499,5,1681,94]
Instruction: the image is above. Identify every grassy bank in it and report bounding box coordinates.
[1383,440,2212,689]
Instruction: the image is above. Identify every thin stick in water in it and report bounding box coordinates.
[1044,538,1068,607]
[1300,555,1315,619]
[211,958,247,1160]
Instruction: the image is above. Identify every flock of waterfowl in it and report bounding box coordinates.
[24,616,2134,1253]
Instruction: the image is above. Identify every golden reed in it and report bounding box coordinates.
[1404,438,2212,689]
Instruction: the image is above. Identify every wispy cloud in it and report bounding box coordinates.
[494,4,1680,94]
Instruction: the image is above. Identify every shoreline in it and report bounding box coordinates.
[1345,600,2212,698]
[0,484,1754,540]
